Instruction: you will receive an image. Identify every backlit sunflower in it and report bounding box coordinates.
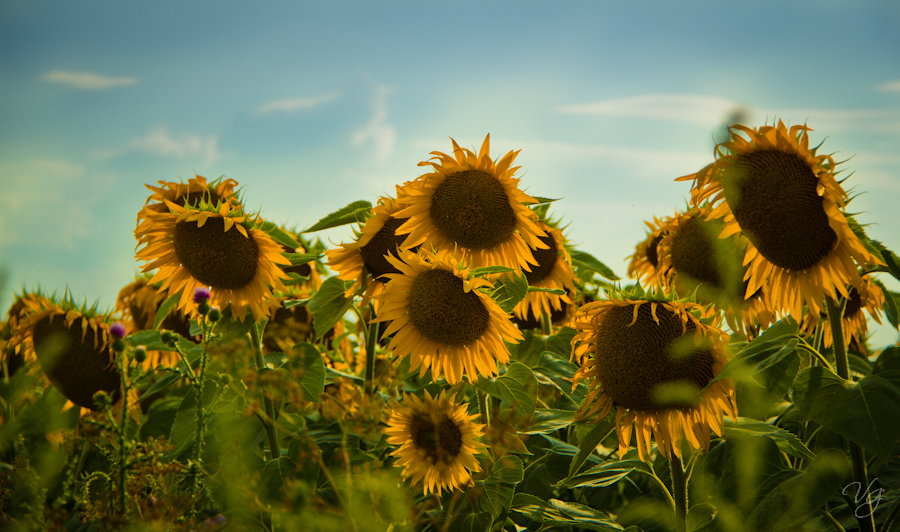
[116,275,189,367]
[626,214,669,288]
[385,390,486,496]
[375,248,523,384]
[571,294,737,461]
[512,221,577,323]
[8,296,122,411]
[134,199,290,322]
[678,121,882,318]
[326,195,411,306]
[799,275,885,349]
[394,135,547,271]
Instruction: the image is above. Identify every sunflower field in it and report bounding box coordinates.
[2,123,900,532]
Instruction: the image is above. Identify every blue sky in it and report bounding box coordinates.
[2,0,899,344]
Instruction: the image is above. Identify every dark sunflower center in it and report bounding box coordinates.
[32,316,121,410]
[525,233,558,284]
[670,216,721,289]
[359,217,410,282]
[429,169,517,250]
[409,413,463,464]
[593,304,715,411]
[843,288,862,319]
[173,217,259,290]
[646,234,665,269]
[406,269,491,346]
[723,150,837,271]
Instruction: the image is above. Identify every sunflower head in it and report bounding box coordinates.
[799,276,885,349]
[375,248,523,384]
[384,390,486,496]
[134,197,290,322]
[678,121,882,318]
[571,290,736,460]
[511,221,578,324]
[626,215,669,288]
[393,135,548,272]
[8,295,122,411]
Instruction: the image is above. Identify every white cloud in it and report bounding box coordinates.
[555,94,745,127]
[42,70,138,90]
[765,108,900,134]
[0,160,95,249]
[876,80,900,93]
[351,83,396,164]
[92,127,222,166]
[257,93,338,113]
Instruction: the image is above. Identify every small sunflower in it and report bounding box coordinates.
[626,215,669,288]
[134,199,290,322]
[326,196,411,305]
[571,294,737,461]
[512,222,577,323]
[375,248,523,384]
[384,390,486,496]
[8,296,122,411]
[116,275,189,367]
[678,121,882,318]
[799,276,885,349]
[394,135,548,271]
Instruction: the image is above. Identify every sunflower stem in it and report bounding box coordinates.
[364,311,378,394]
[670,453,688,532]
[192,317,211,490]
[250,324,281,461]
[477,390,489,427]
[826,296,876,532]
[540,311,552,336]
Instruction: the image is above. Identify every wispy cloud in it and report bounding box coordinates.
[555,94,744,127]
[42,70,138,90]
[766,108,900,135]
[258,93,338,113]
[876,80,900,93]
[92,127,222,166]
[351,82,395,164]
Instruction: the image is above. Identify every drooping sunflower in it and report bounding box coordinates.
[116,275,190,368]
[394,135,548,272]
[8,296,122,411]
[678,121,882,318]
[799,275,885,349]
[326,195,411,306]
[626,214,670,288]
[375,248,523,384]
[512,221,578,324]
[385,390,486,496]
[134,199,290,322]
[571,294,737,461]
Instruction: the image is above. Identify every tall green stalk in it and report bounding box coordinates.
[364,316,378,394]
[250,324,281,460]
[670,454,687,532]
[825,297,875,532]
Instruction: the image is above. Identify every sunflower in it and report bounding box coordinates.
[278,230,324,299]
[512,221,577,323]
[326,195,411,306]
[116,275,189,368]
[799,275,885,349]
[375,248,523,384]
[385,390,486,496]
[136,175,242,242]
[394,135,548,272]
[134,199,290,322]
[571,295,737,461]
[626,214,669,288]
[678,121,882,318]
[8,296,122,411]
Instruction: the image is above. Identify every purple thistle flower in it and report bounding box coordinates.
[193,287,212,304]
[109,322,127,340]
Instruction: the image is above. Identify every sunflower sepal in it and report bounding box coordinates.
[303,200,373,233]
[470,265,519,277]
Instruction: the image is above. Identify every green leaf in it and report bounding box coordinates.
[526,286,566,295]
[530,196,561,205]
[491,273,528,313]
[872,240,900,282]
[490,455,524,484]
[686,503,717,532]
[478,456,524,522]
[446,512,493,532]
[152,293,181,331]
[872,346,900,386]
[303,200,372,232]
[126,330,174,352]
[523,409,575,435]
[723,418,815,460]
[470,265,517,277]
[139,395,180,441]
[211,306,257,344]
[283,298,309,309]
[711,318,801,396]
[510,329,546,367]
[792,365,900,462]
[306,277,353,339]
[258,221,301,249]
[282,252,320,266]
[566,420,615,480]
[260,456,296,502]
[494,362,537,424]
[559,459,653,489]
[137,372,182,402]
[167,382,220,459]
[877,281,900,330]
[570,250,620,281]
[290,343,326,402]
[511,493,625,531]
